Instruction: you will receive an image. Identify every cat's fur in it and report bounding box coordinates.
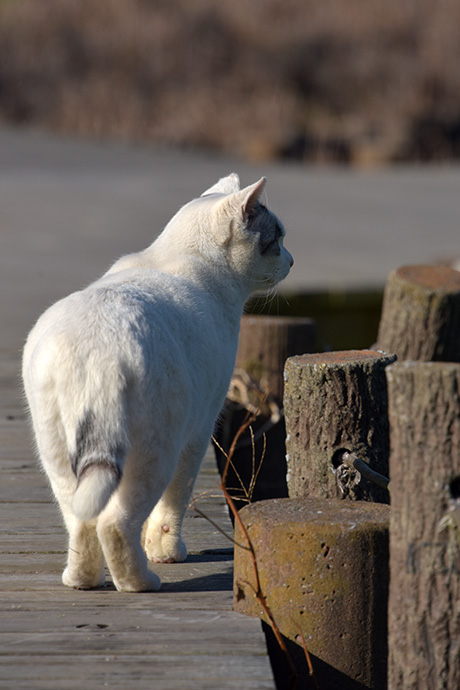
[22,173,293,592]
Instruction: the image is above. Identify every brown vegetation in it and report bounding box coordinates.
[1,0,460,163]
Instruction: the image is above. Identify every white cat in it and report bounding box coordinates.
[22,173,293,592]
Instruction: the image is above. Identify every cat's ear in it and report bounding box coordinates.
[201,173,240,197]
[228,177,266,223]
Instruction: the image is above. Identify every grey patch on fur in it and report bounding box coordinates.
[247,203,284,256]
[71,410,124,484]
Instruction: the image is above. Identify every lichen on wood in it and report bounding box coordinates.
[234,497,390,690]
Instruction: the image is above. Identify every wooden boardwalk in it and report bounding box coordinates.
[0,348,274,689]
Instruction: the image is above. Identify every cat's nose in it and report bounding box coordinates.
[288,252,294,267]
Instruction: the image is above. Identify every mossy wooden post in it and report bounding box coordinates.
[377,265,460,362]
[234,497,390,690]
[386,361,460,689]
[284,350,395,503]
[214,316,315,510]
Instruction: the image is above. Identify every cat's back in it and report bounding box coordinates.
[30,266,189,324]
[23,267,228,386]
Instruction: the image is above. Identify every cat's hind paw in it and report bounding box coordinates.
[143,526,187,564]
[62,566,106,590]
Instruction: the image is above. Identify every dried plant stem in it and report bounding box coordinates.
[220,406,257,488]
[189,501,250,551]
[213,422,267,505]
[247,426,266,502]
[296,625,320,690]
[217,402,299,688]
[222,482,299,688]
[212,434,251,503]
[194,400,308,688]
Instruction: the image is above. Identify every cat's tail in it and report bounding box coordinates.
[70,410,128,522]
[23,304,130,523]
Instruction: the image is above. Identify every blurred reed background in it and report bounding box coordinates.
[0,0,459,166]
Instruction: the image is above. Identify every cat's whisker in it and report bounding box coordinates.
[249,284,282,315]
[282,293,291,309]
[262,286,282,314]
[263,292,277,314]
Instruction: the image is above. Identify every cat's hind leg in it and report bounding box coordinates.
[62,515,105,590]
[97,514,161,593]
[46,475,106,589]
[95,453,165,592]
[31,425,107,590]
[36,468,106,590]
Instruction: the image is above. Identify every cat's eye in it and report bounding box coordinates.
[261,239,281,255]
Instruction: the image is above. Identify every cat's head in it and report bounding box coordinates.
[163,173,293,296]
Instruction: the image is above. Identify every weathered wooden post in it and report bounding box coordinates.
[234,315,316,402]
[386,361,460,689]
[376,265,460,362]
[284,350,396,503]
[214,315,315,510]
[234,497,390,690]
[233,349,394,688]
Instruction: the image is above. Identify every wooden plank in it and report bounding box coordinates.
[0,349,275,689]
[0,655,273,690]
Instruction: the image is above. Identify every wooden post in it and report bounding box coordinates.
[376,265,460,362]
[386,361,460,689]
[214,316,315,511]
[284,350,395,503]
[234,315,317,402]
[234,497,390,690]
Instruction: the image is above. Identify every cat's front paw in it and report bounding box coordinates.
[111,568,161,593]
[143,524,187,564]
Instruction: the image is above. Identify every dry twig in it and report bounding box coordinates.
[191,400,320,689]
[296,626,320,690]
[217,405,299,688]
